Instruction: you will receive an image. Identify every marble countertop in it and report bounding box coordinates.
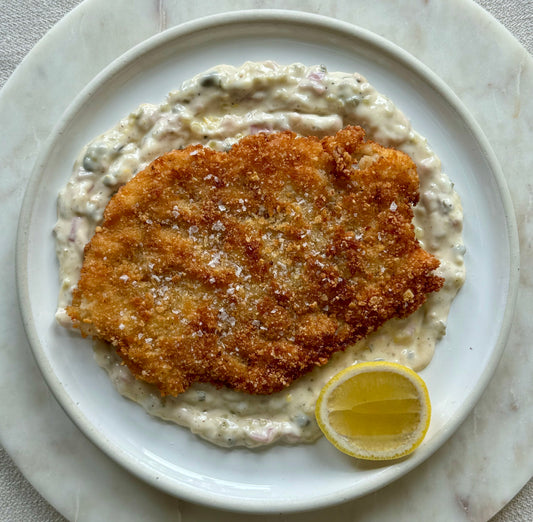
[1,1,531,520]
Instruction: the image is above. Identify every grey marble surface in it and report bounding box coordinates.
[0,1,531,520]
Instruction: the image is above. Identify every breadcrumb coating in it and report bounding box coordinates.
[68,126,443,396]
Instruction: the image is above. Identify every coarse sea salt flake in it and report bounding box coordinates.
[390,201,398,211]
[208,252,221,267]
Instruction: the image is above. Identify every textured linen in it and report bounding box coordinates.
[0,1,531,520]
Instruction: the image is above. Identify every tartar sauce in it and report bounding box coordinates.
[55,62,465,447]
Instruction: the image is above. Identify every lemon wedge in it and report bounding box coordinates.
[315,362,431,460]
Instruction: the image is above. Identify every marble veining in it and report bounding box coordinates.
[0,0,531,520]
[157,0,168,32]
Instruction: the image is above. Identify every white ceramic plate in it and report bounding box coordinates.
[16,10,518,514]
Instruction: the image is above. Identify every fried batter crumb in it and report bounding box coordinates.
[67,126,444,396]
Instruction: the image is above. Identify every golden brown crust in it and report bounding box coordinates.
[68,126,443,396]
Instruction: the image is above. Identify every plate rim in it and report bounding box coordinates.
[15,8,520,514]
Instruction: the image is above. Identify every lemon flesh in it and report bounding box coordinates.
[315,362,431,460]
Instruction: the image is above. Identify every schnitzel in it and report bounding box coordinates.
[68,126,444,396]
[67,126,444,396]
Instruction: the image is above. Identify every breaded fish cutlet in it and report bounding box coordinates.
[68,126,444,396]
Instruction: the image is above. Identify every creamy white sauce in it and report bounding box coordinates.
[54,62,465,447]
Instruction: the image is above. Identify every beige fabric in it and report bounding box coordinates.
[476,0,532,54]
